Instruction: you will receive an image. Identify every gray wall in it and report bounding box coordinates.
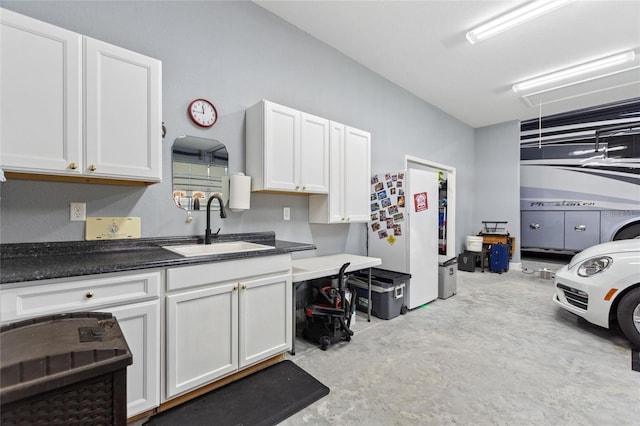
[0,1,488,257]
[474,121,521,263]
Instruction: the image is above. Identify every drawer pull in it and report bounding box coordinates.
[529,223,540,230]
[84,292,94,299]
[574,225,586,232]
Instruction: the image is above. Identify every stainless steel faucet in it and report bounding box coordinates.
[205,194,227,244]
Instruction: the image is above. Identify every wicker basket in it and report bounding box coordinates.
[1,313,132,426]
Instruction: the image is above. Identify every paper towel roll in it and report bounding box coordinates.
[229,173,251,212]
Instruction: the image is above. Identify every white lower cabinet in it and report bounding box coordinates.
[239,273,292,368]
[165,255,292,399]
[0,271,162,418]
[107,300,160,417]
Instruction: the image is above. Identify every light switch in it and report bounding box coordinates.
[283,207,290,221]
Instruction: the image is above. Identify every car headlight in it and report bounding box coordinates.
[577,256,613,277]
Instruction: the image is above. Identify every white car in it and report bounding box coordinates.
[553,239,640,348]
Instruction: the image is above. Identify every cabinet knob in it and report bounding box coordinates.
[301,186,306,191]
[84,292,94,299]
[88,164,97,172]
[529,223,540,230]
[346,217,350,221]
[295,185,300,190]
[233,286,238,291]
[241,284,247,290]
[68,163,78,170]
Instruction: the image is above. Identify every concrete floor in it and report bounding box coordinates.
[282,258,640,425]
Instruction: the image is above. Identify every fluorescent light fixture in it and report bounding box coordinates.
[466,0,575,44]
[512,50,637,93]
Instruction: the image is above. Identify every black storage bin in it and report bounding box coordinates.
[457,252,476,272]
[350,268,410,320]
[0,312,132,426]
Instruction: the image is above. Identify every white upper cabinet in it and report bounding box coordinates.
[246,100,329,194]
[0,9,162,184]
[0,9,83,175]
[309,122,371,223]
[84,37,162,181]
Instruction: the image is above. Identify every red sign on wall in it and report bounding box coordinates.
[413,192,428,212]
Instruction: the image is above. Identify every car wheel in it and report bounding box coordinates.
[613,223,640,240]
[617,287,640,349]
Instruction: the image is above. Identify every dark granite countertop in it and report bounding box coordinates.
[0,232,316,285]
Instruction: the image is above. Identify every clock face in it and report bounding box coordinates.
[188,99,218,127]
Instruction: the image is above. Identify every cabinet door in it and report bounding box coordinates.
[239,273,292,368]
[264,102,300,191]
[84,37,162,182]
[342,126,371,222]
[521,211,565,249]
[0,9,82,175]
[108,300,160,418]
[299,112,329,193]
[565,211,601,251]
[326,122,347,222]
[166,282,238,398]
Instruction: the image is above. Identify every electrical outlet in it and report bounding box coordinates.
[70,202,86,221]
[283,207,291,221]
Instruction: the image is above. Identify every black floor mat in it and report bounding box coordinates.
[145,361,329,426]
[633,349,640,372]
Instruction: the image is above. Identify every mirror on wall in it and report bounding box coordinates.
[171,135,228,211]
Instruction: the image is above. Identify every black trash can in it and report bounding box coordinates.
[0,312,132,426]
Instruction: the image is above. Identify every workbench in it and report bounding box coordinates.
[290,254,382,355]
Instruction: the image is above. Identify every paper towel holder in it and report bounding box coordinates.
[229,173,252,212]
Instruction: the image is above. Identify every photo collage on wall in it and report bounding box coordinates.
[370,172,405,241]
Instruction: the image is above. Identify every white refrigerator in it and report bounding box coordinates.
[367,168,439,309]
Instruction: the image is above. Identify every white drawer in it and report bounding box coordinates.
[167,254,291,292]
[0,271,161,323]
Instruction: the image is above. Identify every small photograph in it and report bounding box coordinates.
[374,182,384,193]
[371,213,378,222]
[393,212,405,223]
[398,189,405,196]
[371,222,381,232]
[371,175,379,184]
[397,195,405,208]
[390,187,396,195]
[377,189,387,200]
[398,172,404,180]
[392,174,398,182]
[378,229,388,239]
[381,198,392,208]
[371,202,380,212]
[371,193,377,201]
[396,181,403,188]
[386,218,394,229]
[388,205,399,215]
[384,173,391,181]
[386,180,393,188]
[379,210,387,220]
[393,224,402,236]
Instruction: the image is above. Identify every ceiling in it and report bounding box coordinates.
[254,1,640,128]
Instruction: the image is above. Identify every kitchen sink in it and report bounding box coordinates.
[162,241,275,257]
